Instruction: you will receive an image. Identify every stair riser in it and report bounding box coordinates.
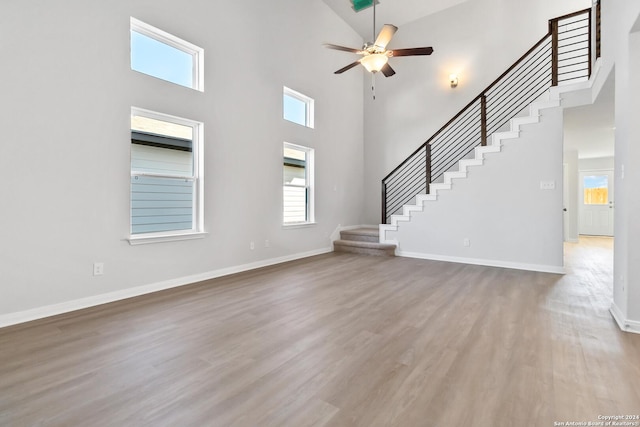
[334,245,395,257]
[339,233,379,243]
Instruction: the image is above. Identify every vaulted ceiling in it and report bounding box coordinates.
[321,0,470,40]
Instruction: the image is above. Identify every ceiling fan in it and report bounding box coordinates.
[324,1,434,77]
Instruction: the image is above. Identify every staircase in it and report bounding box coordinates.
[335,5,600,263]
[381,5,599,225]
[380,93,561,240]
[333,228,396,256]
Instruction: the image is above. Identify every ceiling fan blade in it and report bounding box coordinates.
[324,43,364,54]
[334,60,362,74]
[390,47,434,57]
[374,24,398,49]
[380,63,396,77]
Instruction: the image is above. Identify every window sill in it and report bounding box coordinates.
[128,231,208,245]
[282,222,317,229]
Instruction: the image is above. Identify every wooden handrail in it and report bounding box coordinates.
[552,7,593,22]
[381,32,552,185]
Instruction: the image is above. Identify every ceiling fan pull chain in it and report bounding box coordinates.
[372,72,376,100]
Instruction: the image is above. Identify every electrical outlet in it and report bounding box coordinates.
[463,238,470,247]
[264,239,270,248]
[93,262,104,276]
[250,241,255,250]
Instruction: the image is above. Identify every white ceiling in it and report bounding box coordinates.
[321,0,469,41]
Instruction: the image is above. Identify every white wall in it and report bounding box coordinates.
[0,0,364,322]
[362,0,591,225]
[579,156,615,170]
[386,107,564,272]
[605,0,640,332]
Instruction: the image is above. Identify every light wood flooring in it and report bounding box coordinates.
[1,237,639,426]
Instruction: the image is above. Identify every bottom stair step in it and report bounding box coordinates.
[333,239,396,257]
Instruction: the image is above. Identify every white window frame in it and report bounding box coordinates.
[129,107,206,245]
[130,17,204,92]
[283,142,315,227]
[283,87,315,128]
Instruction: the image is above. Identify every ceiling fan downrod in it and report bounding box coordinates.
[372,0,376,43]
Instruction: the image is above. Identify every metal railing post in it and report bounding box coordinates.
[480,95,488,146]
[550,18,559,86]
[587,9,593,78]
[426,144,432,194]
[381,181,387,224]
[596,1,601,60]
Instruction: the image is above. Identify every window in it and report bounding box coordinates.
[130,108,204,243]
[283,143,314,225]
[583,175,608,205]
[283,87,314,128]
[130,18,204,91]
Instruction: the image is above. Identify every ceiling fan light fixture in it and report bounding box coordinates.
[361,53,388,73]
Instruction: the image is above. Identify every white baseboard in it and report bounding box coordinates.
[610,303,640,335]
[397,250,566,274]
[0,247,333,329]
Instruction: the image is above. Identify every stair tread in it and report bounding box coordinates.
[340,228,380,237]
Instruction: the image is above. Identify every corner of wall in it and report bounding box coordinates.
[610,302,640,335]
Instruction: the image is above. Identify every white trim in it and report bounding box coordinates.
[130,17,204,92]
[579,168,615,173]
[0,247,333,329]
[397,250,566,274]
[131,106,202,129]
[610,303,640,335]
[128,231,208,245]
[132,172,194,181]
[282,222,317,229]
[130,107,204,240]
[283,86,315,128]
[283,142,314,225]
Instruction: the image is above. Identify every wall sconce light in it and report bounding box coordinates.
[449,74,459,88]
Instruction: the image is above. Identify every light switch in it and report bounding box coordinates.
[540,181,556,190]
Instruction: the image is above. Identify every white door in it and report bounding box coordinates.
[579,170,614,236]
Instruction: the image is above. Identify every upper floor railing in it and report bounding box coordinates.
[381,3,600,224]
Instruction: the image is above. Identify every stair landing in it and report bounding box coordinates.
[333,227,396,257]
